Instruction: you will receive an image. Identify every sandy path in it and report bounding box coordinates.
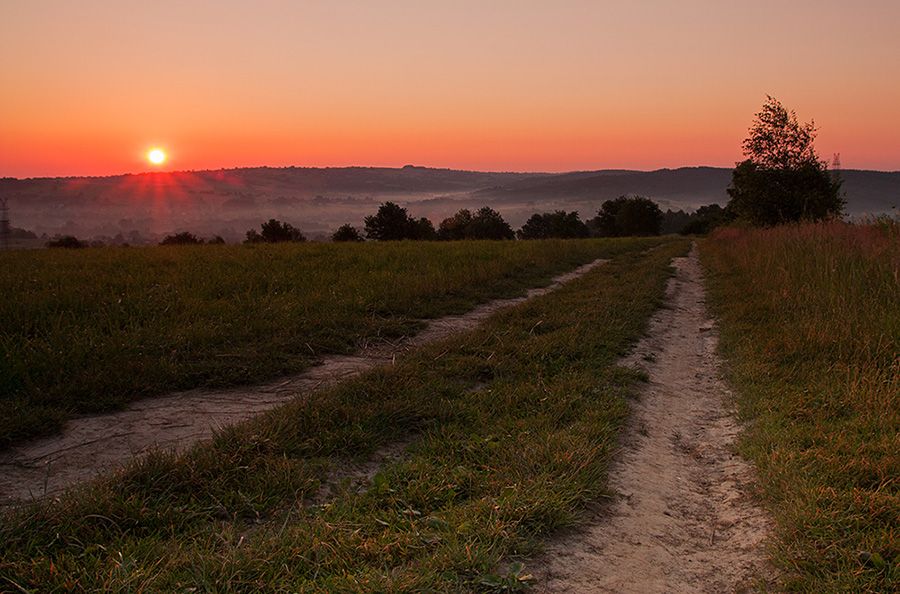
[0,259,606,504]
[530,247,772,593]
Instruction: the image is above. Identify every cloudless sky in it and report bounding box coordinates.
[2,0,899,177]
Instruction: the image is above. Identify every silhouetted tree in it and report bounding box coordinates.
[410,217,437,240]
[208,235,226,244]
[245,219,306,243]
[160,232,204,245]
[517,211,590,240]
[439,207,515,240]
[438,209,474,240]
[590,196,663,237]
[727,96,844,225]
[364,202,434,240]
[46,235,87,248]
[332,224,364,242]
[679,204,728,235]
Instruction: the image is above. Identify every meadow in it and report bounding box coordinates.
[701,222,899,592]
[0,238,667,445]
[0,240,689,591]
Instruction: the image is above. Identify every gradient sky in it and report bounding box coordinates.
[2,0,899,177]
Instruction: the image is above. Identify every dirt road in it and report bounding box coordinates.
[530,247,773,593]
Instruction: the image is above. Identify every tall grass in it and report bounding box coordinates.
[0,238,665,445]
[0,241,689,591]
[701,221,898,592]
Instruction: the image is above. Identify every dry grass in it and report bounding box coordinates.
[702,221,899,592]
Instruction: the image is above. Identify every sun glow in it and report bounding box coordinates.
[147,148,166,165]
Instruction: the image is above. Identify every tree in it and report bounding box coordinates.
[46,235,87,248]
[727,96,844,226]
[679,204,728,235]
[160,231,203,245]
[589,195,663,237]
[245,219,306,243]
[364,202,434,240]
[437,207,515,240]
[437,209,474,240]
[332,224,364,242]
[517,211,590,240]
[410,217,437,240]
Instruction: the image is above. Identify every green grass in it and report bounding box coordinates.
[701,222,899,593]
[0,238,667,445]
[0,239,689,592]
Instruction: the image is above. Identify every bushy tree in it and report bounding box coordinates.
[46,235,87,248]
[517,211,589,240]
[332,224,364,242]
[438,207,515,240]
[245,219,306,243]
[410,217,437,240]
[208,235,226,245]
[679,204,728,235]
[437,209,474,240]
[364,202,435,240]
[160,231,203,245]
[590,195,663,237]
[727,96,843,226]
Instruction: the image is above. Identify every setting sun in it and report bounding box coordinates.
[147,148,166,165]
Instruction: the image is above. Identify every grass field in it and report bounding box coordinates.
[701,222,899,592]
[0,238,667,446]
[0,240,689,592]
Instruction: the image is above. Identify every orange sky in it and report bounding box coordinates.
[2,0,899,178]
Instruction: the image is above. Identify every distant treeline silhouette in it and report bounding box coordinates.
[45,195,727,248]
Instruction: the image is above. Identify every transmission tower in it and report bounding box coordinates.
[0,197,9,251]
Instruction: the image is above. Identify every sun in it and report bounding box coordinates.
[147,148,167,165]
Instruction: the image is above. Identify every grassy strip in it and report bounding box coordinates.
[701,222,898,592]
[0,239,689,592]
[0,238,665,445]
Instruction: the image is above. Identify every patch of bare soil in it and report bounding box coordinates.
[0,259,606,505]
[529,247,773,593]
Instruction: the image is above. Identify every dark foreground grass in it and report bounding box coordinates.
[0,238,665,445]
[701,222,898,593]
[0,240,689,592]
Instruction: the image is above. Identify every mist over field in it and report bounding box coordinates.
[3,165,897,244]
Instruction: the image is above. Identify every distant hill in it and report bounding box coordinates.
[1,165,896,242]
